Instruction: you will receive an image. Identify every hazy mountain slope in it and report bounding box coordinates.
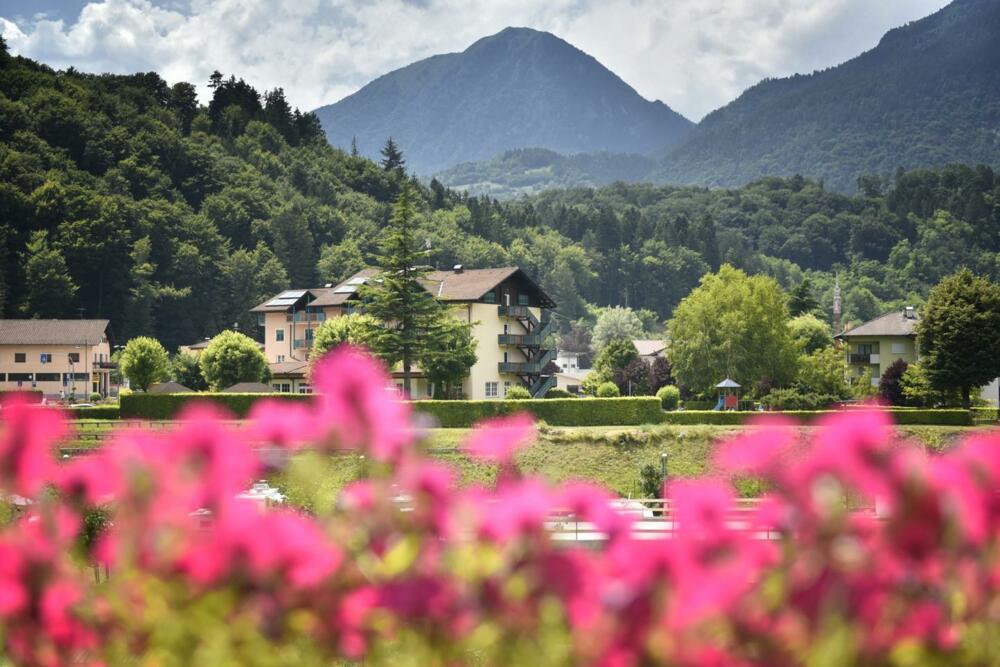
[656,0,1000,191]
[314,27,693,175]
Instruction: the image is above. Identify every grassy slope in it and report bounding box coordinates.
[275,424,985,509]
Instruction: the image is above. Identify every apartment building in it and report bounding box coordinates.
[0,319,114,398]
[836,307,919,387]
[251,266,557,399]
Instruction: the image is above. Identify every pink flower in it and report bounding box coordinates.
[557,482,633,544]
[312,347,414,462]
[57,453,121,505]
[475,477,552,542]
[462,412,536,465]
[0,397,65,496]
[246,399,321,450]
[714,415,798,476]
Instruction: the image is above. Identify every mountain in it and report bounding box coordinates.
[657,0,1000,191]
[436,148,658,199]
[313,27,693,175]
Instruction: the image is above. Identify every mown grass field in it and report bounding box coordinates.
[271,423,990,510]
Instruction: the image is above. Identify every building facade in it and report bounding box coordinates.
[0,319,114,398]
[251,267,557,399]
[836,308,920,387]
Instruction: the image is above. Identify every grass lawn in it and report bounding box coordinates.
[274,423,988,509]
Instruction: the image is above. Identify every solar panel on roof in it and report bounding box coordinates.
[266,297,299,306]
[281,290,307,298]
[347,277,368,285]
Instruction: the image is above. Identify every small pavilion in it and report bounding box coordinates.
[715,378,741,411]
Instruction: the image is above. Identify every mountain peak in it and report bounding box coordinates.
[313,29,692,175]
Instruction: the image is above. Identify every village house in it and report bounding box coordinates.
[251,266,557,399]
[0,319,115,399]
[836,307,920,387]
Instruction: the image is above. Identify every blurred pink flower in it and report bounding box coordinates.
[461,412,536,465]
[0,397,65,497]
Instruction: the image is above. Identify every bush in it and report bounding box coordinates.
[656,385,680,410]
[414,397,663,428]
[67,405,120,420]
[761,388,840,410]
[879,358,909,406]
[504,386,531,400]
[544,388,574,399]
[596,382,621,398]
[660,408,973,426]
[120,392,310,419]
[89,392,102,402]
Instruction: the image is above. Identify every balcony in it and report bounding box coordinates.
[292,339,311,349]
[498,333,543,347]
[498,305,533,320]
[93,360,118,370]
[499,361,544,375]
[286,312,326,323]
[849,353,873,364]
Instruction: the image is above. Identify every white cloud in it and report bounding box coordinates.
[1,0,950,120]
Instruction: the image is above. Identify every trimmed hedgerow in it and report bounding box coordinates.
[67,405,120,420]
[119,392,310,419]
[661,409,973,426]
[414,397,663,428]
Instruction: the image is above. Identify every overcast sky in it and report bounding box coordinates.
[0,0,951,121]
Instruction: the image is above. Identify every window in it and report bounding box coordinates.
[483,291,496,304]
[504,381,511,396]
[68,352,80,363]
[276,328,285,342]
[517,294,530,306]
[14,353,25,363]
[503,352,509,363]
[485,381,499,398]
[503,324,509,334]
[0,373,5,381]
[36,373,59,382]
[8,373,32,382]
[40,353,52,364]
[276,355,285,363]
[891,342,906,354]
[426,383,433,397]
[271,383,291,393]
[305,328,314,341]
[298,385,312,394]
[872,365,880,378]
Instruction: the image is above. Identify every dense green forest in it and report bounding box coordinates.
[2,40,999,352]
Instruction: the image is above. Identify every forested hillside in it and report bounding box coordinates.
[655,0,1000,191]
[2,39,999,353]
[313,27,692,175]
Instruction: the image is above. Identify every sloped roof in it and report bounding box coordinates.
[716,378,741,388]
[269,360,308,377]
[633,339,668,356]
[148,381,192,394]
[839,309,919,338]
[309,268,379,307]
[0,319,109,346]
[221,382,273,393]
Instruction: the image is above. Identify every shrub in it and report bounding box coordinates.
[120,336,170,392]
[120,392,310,419]
[504,386,531,400]
[544,388,574,399]
[660,408,973,426]
[199,331,270,390]
[879,358,909,406]
[596,381,621,398]
[89,392,102,402]
[761,388,840,410]
[414,397,663,428]
[656,385,681,410]
[67,405,120,420]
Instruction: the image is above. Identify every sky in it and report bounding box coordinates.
[0,0,952,121]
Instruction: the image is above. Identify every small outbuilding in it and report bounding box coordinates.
[715,378,741,411]
[221,382,273,393]
[148,381,193,394]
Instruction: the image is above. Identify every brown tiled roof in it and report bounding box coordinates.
[838,310,919,338]
[0,319,109,345]
[424,267,520,301]
[148,381,192,394]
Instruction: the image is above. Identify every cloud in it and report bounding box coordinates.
[1,0,950,120]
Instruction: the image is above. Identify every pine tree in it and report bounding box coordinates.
[20,230,78,317]
[380,137,405,174]
[789,278,820,316]
[123,237,189,340]
[360,185,441,395]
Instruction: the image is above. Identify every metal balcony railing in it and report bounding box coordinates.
[849,353,872,363]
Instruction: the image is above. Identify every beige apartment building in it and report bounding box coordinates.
[251,266,557,399]
[836,308,920,387]
[0,319,115,398]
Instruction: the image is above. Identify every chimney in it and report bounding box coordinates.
[324,283,333,288]
[453,264,464,273]
[904,306,915,319]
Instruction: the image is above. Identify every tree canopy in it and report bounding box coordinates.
[120,336,170,392]
[199,330,270,391]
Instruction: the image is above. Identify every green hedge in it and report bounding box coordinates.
[67,405,120,420]
[120,392,310,419]
[414,397,663,428]
[661,409,973,426]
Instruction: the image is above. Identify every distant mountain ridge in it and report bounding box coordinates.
[655,0,1000,190]
[313,27,693,175]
